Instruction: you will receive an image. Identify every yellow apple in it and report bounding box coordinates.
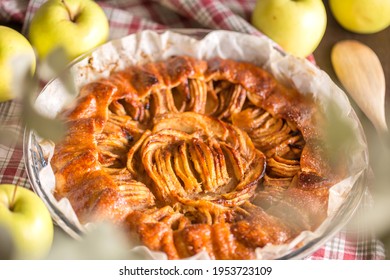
[329,0,390,34]
[28,0,110,61]
[0,26,36,103]
[251,0,327,58]
[0,184,54,259]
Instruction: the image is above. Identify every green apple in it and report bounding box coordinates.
[28,0,109,61]
[251,0,327,58]
[0,26,36,103]
[329,0,390,34]
[0,184,54,259]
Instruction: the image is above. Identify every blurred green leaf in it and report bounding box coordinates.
[10,46,81,142]
[10,53,35,99]
[47,222,138,260]
[38,47,77,98]
[322,98,356,166]
[18,69,66,142]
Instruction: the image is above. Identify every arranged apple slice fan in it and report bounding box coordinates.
[51,55,347,259]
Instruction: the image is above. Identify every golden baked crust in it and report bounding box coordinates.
[51,56,344,259]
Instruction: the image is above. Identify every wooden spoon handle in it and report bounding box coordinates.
[331,40,387,135]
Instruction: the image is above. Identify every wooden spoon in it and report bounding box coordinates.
[331,40,388,136]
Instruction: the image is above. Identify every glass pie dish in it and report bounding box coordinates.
[23,29,369,259]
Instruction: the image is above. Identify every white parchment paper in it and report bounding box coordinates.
[32,30,368,259]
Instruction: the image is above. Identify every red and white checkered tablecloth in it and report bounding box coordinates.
[0,0,386,260]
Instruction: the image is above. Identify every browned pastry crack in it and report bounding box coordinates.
[51,56,345,259]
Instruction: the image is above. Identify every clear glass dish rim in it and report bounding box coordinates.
[23,28,369,259]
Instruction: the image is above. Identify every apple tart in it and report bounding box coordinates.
[51,56,345,259]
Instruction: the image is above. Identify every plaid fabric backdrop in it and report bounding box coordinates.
[0,0,386,260]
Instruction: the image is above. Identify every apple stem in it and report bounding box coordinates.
[9,177,23,211]
[61,0,75,22]
[9,184,18,211]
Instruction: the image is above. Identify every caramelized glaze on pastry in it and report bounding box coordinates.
[51,56,345,259]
